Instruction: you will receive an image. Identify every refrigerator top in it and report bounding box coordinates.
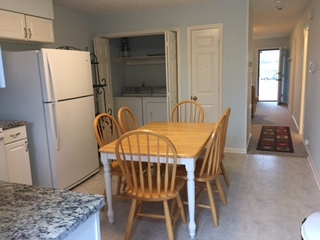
[39,49,94,102]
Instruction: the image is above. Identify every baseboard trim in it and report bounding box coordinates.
[247,132,252,153]
[292,115,299,131]
[225,147,246,154]
[305,146,320,191]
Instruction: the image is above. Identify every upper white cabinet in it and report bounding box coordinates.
[0,9,54,43]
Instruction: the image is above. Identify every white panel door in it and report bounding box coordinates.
[190,27,220,122]
[94,37,114,116]
[165,31,178,120]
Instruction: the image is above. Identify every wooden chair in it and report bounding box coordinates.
[220,107,231,187]
[176,113,227,227]
[115,130,186,240]
[170,100,205,122]
[118,107,139,133]
[93,113,125,198]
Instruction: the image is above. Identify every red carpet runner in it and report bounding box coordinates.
[257,126,294,153]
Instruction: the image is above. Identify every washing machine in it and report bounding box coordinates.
[113,87,152,127]
[142,97,167,124]
[113,97,143,127]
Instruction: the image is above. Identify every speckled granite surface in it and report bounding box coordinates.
[0,181,105,240]
[0,119,27,130]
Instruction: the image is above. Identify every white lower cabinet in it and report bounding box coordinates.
[4,126,32,185]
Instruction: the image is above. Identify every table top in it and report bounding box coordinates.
[0,181,105,240]
[99,122,215,158]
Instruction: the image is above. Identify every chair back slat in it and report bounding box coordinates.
[115,130,179,199]
[118,107,139,133]
[198,114,226,180]
[170,100,204,122]
[221,107,231,157]
[94,113,122,147]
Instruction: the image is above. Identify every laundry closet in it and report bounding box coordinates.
[100,32,178,126]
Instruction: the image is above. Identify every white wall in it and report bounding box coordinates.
[302,0,320,182]
[92,0,250,152]
[289,8,310,129]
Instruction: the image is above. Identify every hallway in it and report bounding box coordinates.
[248,102,307,157]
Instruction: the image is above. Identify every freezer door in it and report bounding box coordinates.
[44,95,99,189]
[39,48,94,102]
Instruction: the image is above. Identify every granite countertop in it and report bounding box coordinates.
[0,181,105,240]
[0,119,27,130]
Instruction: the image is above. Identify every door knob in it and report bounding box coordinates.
[192,96,198,101]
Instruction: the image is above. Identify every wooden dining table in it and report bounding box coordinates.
[99,121,215,239]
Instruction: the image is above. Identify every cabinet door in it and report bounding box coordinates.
[0,10,26,41]
[5,140,32,185]
[26,15,54,43]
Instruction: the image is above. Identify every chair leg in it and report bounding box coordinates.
[220,161,230,187]
[116,175,122,195]
[125,199,138,240]
[206,181,219,227]
[215,177,227,206]
[176,194,186,224]
[163,200,174,240]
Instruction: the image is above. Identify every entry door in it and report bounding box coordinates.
[165,31,178,120]
[190,27,221,122]
[93,37,114,116]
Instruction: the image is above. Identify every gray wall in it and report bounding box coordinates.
[0,0,252,153]
[92,0,250,152]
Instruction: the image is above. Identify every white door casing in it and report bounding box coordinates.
[188,25,222,123]
[93,37,114,116]
[165,31,178,120]
[277,47,284,105]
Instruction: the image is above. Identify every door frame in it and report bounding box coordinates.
[257,48,280,102]
[187,23,223,120]
[299,24,309,136]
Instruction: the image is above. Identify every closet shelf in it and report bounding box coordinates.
[116,56,165,65]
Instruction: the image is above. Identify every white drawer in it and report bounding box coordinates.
[4,126,27,144]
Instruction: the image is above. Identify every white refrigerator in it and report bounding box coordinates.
[0,48,99,190]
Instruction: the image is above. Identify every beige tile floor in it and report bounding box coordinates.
[72,153,320,240]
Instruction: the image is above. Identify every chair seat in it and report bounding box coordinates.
[126,177,185,201]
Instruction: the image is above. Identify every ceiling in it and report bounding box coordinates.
[53,0,311,40]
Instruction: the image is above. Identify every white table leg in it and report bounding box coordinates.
[185,161,196,239]
[101,153,114,224]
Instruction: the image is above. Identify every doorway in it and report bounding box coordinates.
[258,49,279,101]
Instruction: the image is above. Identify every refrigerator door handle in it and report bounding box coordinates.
[46,54,57,102]
[51,102,60,150]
